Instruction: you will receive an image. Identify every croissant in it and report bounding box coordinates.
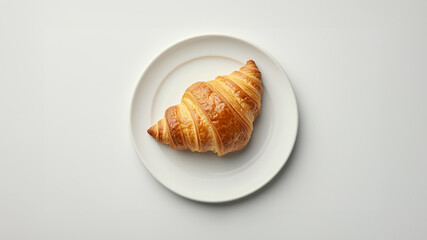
[147,60,262,156]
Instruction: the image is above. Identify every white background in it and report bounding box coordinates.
[1,0,427,239]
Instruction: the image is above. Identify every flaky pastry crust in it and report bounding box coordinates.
[147,60,262,156]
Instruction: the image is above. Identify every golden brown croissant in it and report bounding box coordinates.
[147,60,262,156]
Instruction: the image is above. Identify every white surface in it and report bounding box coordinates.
[130,35,298,202]
[1,0,427,239]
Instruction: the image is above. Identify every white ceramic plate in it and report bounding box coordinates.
[130,34,298,203]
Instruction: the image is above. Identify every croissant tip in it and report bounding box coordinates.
[245,60,259,70]
[147,125,156,139]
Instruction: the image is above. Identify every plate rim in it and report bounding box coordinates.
[129,33,299,203]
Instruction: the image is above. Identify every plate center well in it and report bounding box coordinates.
[151,56,273,178]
